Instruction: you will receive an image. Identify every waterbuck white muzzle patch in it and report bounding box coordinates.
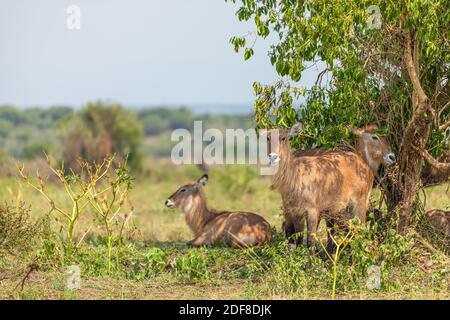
[268,153,281,166]
[383,153,396,165]
[165,199,176,208]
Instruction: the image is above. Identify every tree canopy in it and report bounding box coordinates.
[61,102,144,171]
[227,0,449,229]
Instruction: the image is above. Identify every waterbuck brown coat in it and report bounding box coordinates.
[426,209,450,239]
[282,125,396,246]
[263,123,394,251]
[165,174,271,248]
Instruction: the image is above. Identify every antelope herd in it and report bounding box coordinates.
[165,123,398,255]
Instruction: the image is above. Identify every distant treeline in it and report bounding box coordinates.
[0,104,254,161]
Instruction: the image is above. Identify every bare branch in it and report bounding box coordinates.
[439,119,450,132]
[413,146,450,174]
[315,67,331,86]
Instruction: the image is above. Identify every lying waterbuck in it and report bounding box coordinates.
[165,174,271,248]
[282,124,396,246]
[262,123,389,252]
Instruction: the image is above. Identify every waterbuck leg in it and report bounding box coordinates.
[283,219,296,243]
[355,203,368,224]
[283,220,297,252]
[352,195,369,224]
[306,209,319,252]
[187,233,211,248]
[325,219,336,256]
[293,215,305,246]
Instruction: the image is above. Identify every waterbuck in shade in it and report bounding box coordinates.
[165,174,271,248]
[262,122,395,254]
[282,124,396,250]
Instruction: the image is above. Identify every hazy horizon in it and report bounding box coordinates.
[1,102,254,115]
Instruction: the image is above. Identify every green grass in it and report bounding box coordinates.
[420,184,450,210]
[1,160,283,244]
[0,159,449,300]
[1,240,448,300]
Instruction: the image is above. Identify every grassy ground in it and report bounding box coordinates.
[0,159,449,300]
[3,272,448,300]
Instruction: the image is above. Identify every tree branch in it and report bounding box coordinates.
[413,31,420,80]
[399,27,432,158]
[315,67,331,86]
[403,29,428,105]
[439,119,450,132]
[413,146,450,174]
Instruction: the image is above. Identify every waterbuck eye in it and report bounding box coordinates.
[180,188,186,193]
[281,137,286,141]
[372,135,380,141]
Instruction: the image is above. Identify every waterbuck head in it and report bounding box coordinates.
[348,124,396,173]
[165,174,208,211]
[261,122,303,166]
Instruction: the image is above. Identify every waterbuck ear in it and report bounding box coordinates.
[363,124,379,133]
[347,125,363,137]
[288,121,303,139]
[194,174,208,189]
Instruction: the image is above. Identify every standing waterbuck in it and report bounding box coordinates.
[283,124,396,249]
[165,174,271,248]
[345,124,396,175]
[262,122,395,253]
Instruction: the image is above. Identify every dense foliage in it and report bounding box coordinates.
[227,0,449,230]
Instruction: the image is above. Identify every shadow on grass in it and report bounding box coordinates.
[143,240,188,249]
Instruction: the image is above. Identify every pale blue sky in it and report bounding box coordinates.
[0,0,318,110]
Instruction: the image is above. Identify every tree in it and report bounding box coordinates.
[0,105,26,125]
[227,0,449,231]
[61,102,143,171]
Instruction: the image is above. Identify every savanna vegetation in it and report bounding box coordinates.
[1,0,449,300]
[0,103,252,163]
[0,159,448,300]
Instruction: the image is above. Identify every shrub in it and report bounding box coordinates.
[173,248,212,282]
[0,202,44,254]
[0,202,45,277]
[19,155,135,273]
[144,248,168,273]
[126,247,169,281]
[348,222,415,273]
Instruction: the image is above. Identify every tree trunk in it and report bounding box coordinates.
[384,28,435,233]
[386,148,424,232]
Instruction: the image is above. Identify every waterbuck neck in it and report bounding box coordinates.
[183,189,216,237]
[355,140,380,175]
[271,143,300,194]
